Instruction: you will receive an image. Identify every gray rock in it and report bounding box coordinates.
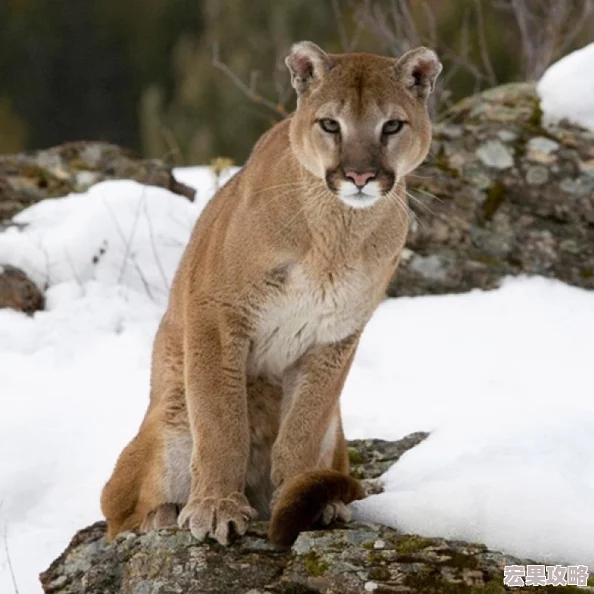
[526,136,560,155]
[409,253,449,282]
[0,141,196,221]
[476,139,515,169]
[390,82,594,296]
[0,264,44,314]
[526,165,549,185]
[40,436,583,594]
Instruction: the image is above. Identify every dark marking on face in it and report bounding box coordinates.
[355,72,364,117]
[325,169,340,193]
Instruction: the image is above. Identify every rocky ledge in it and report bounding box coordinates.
[390,82,594,296]
[39,434,582,594]
[0,141,195,222]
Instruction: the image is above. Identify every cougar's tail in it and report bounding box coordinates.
[268,469,365,546]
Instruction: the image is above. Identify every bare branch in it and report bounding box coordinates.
[249,70,260,95]
[496,0,594,79]
[345,0,366,50]
[420,0,438,48]
[555,1,594,57]
[330,0,365,52]
[212,43,287,118]
[116,187,144,285]
[358,0,398,52]
[394,0,421,49]
[507,0,534,76]
[331,0,350,52]
[359,0,496,116]
[3,525,20,594]
[474,0,498,86]
[158,125,184,167]
[142,200,170,294]
[101,191,158,302]
[272,50,295,108]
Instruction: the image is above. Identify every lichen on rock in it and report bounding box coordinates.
[391,82,594,297]
[39,436,573,594]
[0,141,196,221]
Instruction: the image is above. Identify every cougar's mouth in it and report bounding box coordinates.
[337,184,382,209]
[324,168,396,209]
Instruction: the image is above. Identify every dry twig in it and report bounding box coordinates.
[495,0,594,79]
[212,43,288,118]
[2,522,20,594]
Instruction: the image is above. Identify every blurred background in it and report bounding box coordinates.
[1,0,593,164]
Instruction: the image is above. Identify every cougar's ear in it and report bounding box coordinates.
[394,47,442,100]
[285,41,334,95]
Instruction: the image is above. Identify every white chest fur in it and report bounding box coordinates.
[248,264,376,379]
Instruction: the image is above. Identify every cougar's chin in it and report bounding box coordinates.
[337,180,383,209]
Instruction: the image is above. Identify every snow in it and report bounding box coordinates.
[0,180,197,305]
[1,166,593,592]
[349,278,594,567]
[538,42,594,132]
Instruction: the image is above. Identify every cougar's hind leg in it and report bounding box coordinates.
[101,413,192,538]
[100,412,165,539]
[139,318,192,531]
[141,503,182,531]
[101,318,191,539]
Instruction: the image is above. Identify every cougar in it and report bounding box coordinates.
[101,40,441,547]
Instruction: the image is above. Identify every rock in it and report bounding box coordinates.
[476,139,514,170]
[348,432,429,483]
[0,141,196,221]
[391,82,594,296]
[40,520,543,594]
[40,434,564,594]
[0,264,44,313]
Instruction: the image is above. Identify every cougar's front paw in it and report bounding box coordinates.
[178,492,258,545]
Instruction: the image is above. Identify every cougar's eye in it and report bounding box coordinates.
[319,118,340,134]
[382,119,405,135]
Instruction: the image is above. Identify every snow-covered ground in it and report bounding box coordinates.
[349,280,594,566]
[1,44,594,593]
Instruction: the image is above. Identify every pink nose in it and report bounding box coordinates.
[345,170,376,188]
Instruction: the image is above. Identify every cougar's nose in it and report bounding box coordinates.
[345,170,377,189]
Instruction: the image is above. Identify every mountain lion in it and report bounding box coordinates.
[101,40,441,546]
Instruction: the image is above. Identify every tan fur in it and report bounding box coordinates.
[268,470,365,547]
[101,42,441,545]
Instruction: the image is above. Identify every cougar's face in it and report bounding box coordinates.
[287,45,441,209]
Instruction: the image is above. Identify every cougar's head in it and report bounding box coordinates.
[286,41,441,209]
